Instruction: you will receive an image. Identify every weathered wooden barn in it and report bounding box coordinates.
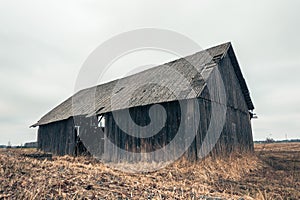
[31,42,255,161]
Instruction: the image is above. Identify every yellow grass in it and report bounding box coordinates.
[0,143,299,199]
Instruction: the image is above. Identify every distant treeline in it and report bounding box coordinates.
[0,145,24,149]
[0,142,37,149]
[254,139,300,144]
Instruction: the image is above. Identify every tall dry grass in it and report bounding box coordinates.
[0,144,299,199]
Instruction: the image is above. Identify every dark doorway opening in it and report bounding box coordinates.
[74,126,89,156]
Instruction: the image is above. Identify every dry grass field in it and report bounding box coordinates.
[0,143,299,199]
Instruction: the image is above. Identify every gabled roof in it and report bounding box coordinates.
[32,42,254,127]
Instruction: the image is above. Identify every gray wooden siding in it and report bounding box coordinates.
[38,118,75,156]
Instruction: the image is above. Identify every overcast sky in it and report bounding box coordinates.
[0,0,300,145]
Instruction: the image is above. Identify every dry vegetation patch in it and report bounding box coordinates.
[0,143,299,199]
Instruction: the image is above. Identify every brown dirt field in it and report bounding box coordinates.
[0,143,299,199]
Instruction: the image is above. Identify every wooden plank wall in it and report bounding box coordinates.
[38,116,105,156]
[38,118,75,156]
[102,97,234,162]
[102,100,195,162]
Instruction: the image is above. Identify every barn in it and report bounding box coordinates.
[31,42,255,162]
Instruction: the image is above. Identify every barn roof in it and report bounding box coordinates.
[31,42,254,127]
